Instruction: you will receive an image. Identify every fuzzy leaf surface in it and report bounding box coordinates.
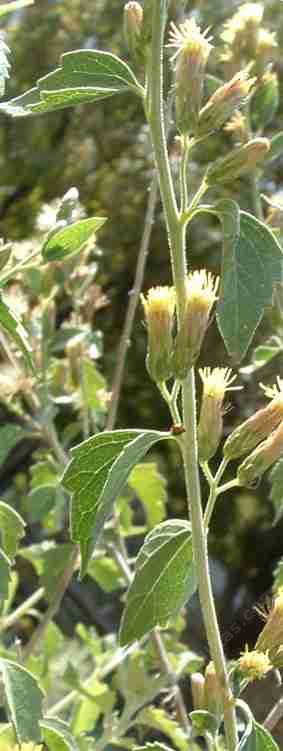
[62,430,171,576]
[41,717,80,750]
[216,201,283,361]
[0,659,43,743]
[120,520,196,645]
[42,217,106,262]
[0,502,25,560]
[1,50,141,116]
[0,295,34,371]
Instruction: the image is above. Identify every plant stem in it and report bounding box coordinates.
[106,173,159,430]
[0,586,45,634]
[148,4,238,748]
[0,247,42,286]
[264,696,283,732]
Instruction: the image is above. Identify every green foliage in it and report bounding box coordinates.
[0,659,43,743]
[128,462,167,528]
[0,294,34,371]
[120,520,196,645]
[239,720,280,750]
[216,201,283,361]
[42,217,107,262]
[0,36,10,97]
[0,501,25,560]
[0,424,26,469]
[62,430,171,576]
[1,49,142,116]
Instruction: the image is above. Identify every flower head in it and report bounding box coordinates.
[124,2,144,65]
[173,271,219,379]
[206,138,269,184]
[256,589,283,668]
[238,647,272,681]
[237,420,283,487]
[168,19,213,134]
[221,3,264,64]
[141,286,176,383]
[198,368,238,462]
[224,377,283,460]
[198,70,255,137]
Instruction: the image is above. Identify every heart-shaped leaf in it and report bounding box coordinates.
[62,430,171,576]
[119,519,196,645]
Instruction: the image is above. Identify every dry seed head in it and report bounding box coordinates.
[168,19,213,135]
[237,420,283,487]
[238,647,272,681]
[198,70,255,136]
[172,271,219,379]
[141,286,176,383]
[225,377,283,460]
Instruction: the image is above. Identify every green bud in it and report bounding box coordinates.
[173,271,219,379]
[198,368,237,462]
[237,421,283,487]
[224,387,283,460]
[206,138,270,185]
[141,286,176,384]
[191,672,205,711]
[198,70,255,137]
[124,2,144,64]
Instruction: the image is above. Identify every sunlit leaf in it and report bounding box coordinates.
[42,217,106,262]
[0,659,44,743]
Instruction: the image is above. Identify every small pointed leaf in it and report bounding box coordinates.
[41,717,80,751]
[0,502,25,560]
[0,659,44,744]
[216,201,283,361]
[62,430,171,577]
[42,217,106,262]
[0,295,34,372]
[120,520,196,645]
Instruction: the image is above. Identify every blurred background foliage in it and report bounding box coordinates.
[1,0,283,676]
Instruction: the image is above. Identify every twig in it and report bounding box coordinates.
[106,173,159,430]
[263,695,283,733]
[22,545,79,661]
[0,586,45,634]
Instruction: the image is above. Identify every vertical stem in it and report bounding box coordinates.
[148,4,238,748]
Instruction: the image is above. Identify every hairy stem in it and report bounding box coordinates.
[148,4,238,748]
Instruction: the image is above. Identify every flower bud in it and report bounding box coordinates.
[66,335,85,387]
[191,672,205,711]
[206,138,270,185]
[224,378,283,460]
[203,661,223,716]
[238,647,272,681]
[221,4,264,66]
[172,270,219,379]
[256,589,283,668]
[251,72,279,130]
[141,286,175,384]
[124,2,144,65]
[198,71,255,136]
[198,368,238,462]
[237,421,283,487]
[168,19,213,135]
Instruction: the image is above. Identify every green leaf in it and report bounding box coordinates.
[81,358,107,410]
[0,295,34,372]
[119,519,196,645]
[137,707,188,751]
[20,542,75,600]
[0,548,11,600]
[239,721,280,750]
[42,217,106,262]
[62,429,171,577]
[129,462,167,528]
[0,0,34,16]
[41,717,80,751]
[28,484,58,522]
[0,424,26,469]
[0,659,44,743]
[190,711,218,736]
[1,49,142,116]
[0,502,25,560]
[87,557,122,592]
[0,37,10,97]
[216,201,283,361]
